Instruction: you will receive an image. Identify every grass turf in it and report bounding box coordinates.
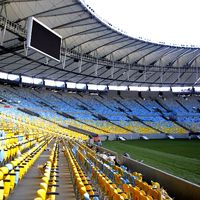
[102,139,200,185]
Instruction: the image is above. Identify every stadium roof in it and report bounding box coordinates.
[0,0,200,87]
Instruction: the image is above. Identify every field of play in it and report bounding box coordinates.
[103,139,200,185]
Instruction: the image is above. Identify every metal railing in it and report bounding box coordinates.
[0,16,26,37]
[0,15,200,74]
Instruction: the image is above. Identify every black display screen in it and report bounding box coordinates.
[29,19,61,61]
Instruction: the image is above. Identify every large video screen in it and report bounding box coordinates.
[27,17,62,62]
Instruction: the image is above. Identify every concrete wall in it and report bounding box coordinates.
[99,134,189,141]
[116,90,177,100]
[121,91,138,98]
[99,134,141,141]
[170,133,189,139]
[122,157,200,200]
[105,90,118,98]
[97,145,200,200]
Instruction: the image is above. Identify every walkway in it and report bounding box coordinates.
[56,145,76,200]
[8,141,54,200]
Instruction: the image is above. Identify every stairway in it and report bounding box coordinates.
[8,141,77,200]
[56,146,76,200]
[8,141,55,200]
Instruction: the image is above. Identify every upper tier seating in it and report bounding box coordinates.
[0,85,199,135]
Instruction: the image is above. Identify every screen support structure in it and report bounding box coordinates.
[62,50,67,69]
[0,18,7,46]
[23,20,29,57]
[23,41,28,57]
[62,40,67,69]
[45,57,49,65]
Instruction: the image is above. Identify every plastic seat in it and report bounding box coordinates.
[147,188,161,200]
[79,186,89,200]
[130,186,140,200]
[36,189,46,200]
[113,192,125,200]
[122,184,130,198]
[142,182,151,194]
[0,179,4,200]
[39,182,48,192]
[0,167,10,199]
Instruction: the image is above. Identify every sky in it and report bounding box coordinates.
[83,0,200,47]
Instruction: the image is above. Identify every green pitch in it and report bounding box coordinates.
[102,139,200,185]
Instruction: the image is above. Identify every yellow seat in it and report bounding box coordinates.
[0,180,4,200]
[36,188,46,200]
[47,184,57,200]
[130,186,140,200]
[113,192,125,200]
[147,188,161,200]
[79,186,88,199]
[9,169,16,191]
[122,184,130,198]
[40,182,48,192]
[0,171,3,180]
[0,167,10,199]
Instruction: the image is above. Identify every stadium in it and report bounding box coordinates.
[0,0,200,200]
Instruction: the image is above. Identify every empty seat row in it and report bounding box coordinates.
[68,140,128,199]
[0,136,44,166]
[63,142,99,200]
[0,137,52,200]
[35,141,59,200]
[70,140,172,200]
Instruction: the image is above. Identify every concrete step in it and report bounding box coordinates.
[56,149,76,200]
[8,141,55,200]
